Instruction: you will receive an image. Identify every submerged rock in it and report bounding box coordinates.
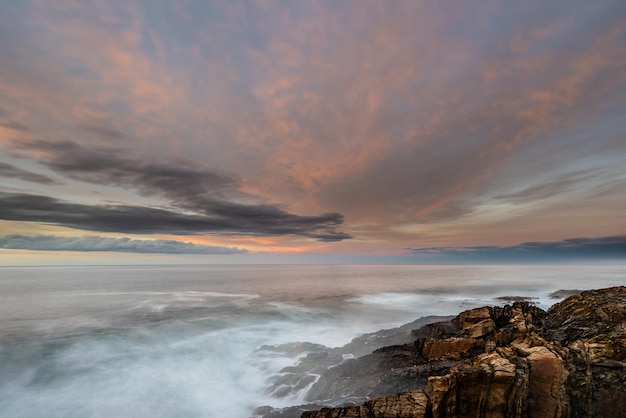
[297,286,626,418]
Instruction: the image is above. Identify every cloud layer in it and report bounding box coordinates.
[0,191,350,241]
[407,236,626,263]
[0,1,624,255]
[0,234,246,254]
[1,140,351,241]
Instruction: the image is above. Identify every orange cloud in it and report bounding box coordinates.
[1,1,624,255]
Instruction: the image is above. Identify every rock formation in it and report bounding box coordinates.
[299,286,626,418]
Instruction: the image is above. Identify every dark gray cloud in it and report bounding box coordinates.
[25,140,242,202]
[0,192,350,240]
[4,140,351,241]
[406,236,626,263]
[0,162,57,184]
[0,234,246,254]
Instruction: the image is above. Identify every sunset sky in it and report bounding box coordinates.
[0,0,625,264]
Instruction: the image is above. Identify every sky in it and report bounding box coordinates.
[0,0,625,265]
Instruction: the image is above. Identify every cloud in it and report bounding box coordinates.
[0,162,57,184]
[0,234,246,254]
[79,122,126,140]
[494,169,602,203]
[0,106,29,132]
[219,0,626,229]
[1,139,351,241]
[0,0,625,250]
[0,120,29,132]
[19,139,241,200]
[406,236,626,262]
[12,140,351,240]
[0,192,350,240]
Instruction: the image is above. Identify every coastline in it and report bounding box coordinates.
[259,286,626,418]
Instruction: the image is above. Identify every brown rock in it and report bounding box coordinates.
[299,287,626,418]
[541,286,626,345]
[421,337,482,360]
[455,307,491,328]
[461,319,496,339]
[300,391,429,418]
[428,351,528,418]
[524,345,568,418]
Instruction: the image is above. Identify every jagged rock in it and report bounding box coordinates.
[455,306,492,328]
[301,391,429,418]
[461,319,495,339]
[541,287,626,417]
[540,287,626,345]
[256,316,453,417]
[428,350,528,418]
[299,286,626,418]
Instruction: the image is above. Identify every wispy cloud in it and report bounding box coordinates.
[0,162,57,185]
[0,191,350,241]
[0,1,624,253]
[0,234,246,254]
[79,122,126,140]
[0,139,351,241]
[494,169,603,203]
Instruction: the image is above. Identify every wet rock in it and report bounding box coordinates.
[257,316,452,417]
[496,296,540,304]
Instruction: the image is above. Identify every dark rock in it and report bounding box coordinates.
[301,391,429,418]
[540,287,626,345]
[496,296,539,304]
[257,316,452,417]
[253,404,331,418]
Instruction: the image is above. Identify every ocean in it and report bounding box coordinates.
[1,264,625,417]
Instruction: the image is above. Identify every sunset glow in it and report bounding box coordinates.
[0,0,625,264]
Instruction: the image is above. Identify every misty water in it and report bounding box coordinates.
[1,264,625,417]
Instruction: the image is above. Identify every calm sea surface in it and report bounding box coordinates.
[1,264,625,417]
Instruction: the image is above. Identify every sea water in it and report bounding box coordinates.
[1,264,625,417]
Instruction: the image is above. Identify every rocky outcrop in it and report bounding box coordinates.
[301,286,626,418]
[254,316,454,417]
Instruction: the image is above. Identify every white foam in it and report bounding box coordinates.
[2,263,625,417]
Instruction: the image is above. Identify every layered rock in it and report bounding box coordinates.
[301,286,626,418]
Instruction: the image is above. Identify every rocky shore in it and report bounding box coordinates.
[260,286,626,418]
